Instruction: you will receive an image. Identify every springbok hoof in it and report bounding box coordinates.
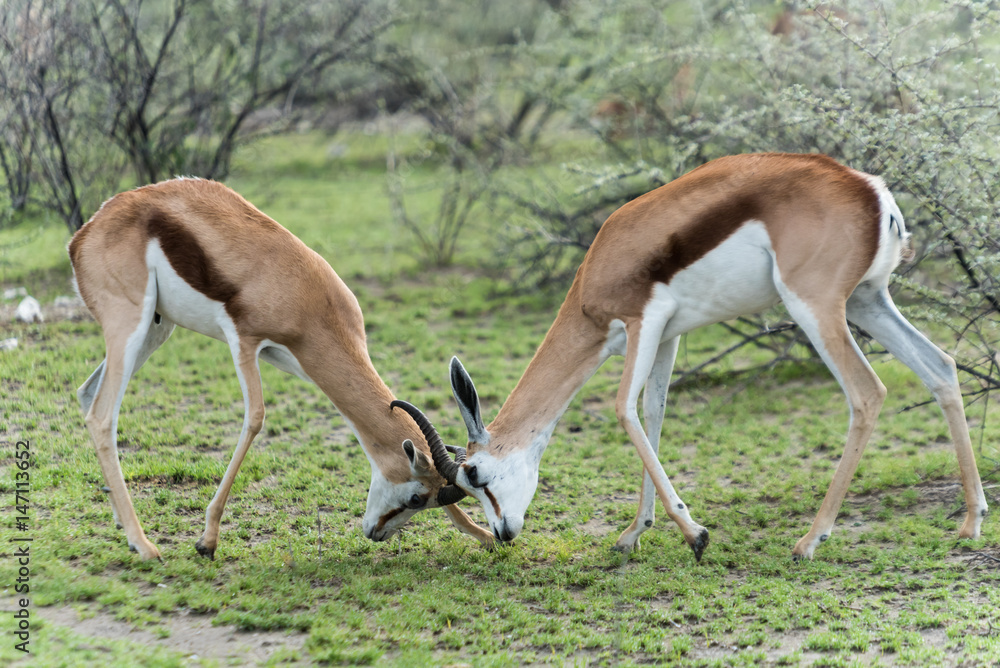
[127,538,162,561]
[194,538,216,561]
[689,528,709,563]
[611,539,639,554]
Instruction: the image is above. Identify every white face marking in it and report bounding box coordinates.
[458,444,542,542]
[356,434,442,542]
[361,463,429,541]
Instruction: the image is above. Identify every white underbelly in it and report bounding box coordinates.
[661,221,780,338]
[146,240,232,342]
[602,221,782,358]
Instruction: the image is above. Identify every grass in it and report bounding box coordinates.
[1,130,999,666]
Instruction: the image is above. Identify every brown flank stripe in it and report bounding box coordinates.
[146,208,244,321]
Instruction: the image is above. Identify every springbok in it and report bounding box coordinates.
[397,153,989,561]
[69,177,489,561]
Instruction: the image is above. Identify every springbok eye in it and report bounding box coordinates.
[466,465,485,488]
[407,494,425,509]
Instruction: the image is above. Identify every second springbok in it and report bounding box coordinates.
[69,177,490,561]
[399,152,989,560]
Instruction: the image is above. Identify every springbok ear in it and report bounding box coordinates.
[402,439,432,475]
[450,356,488,444]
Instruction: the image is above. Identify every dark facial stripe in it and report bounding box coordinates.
[482,485,501,517]
[146,209,243,321]
[375,506,404,531]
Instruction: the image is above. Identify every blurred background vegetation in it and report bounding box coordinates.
[2,0,999,398]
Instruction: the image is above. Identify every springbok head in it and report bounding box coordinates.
[393,358,543,543]
[366,404,469,542]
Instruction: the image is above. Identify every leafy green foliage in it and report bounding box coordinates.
[406,0,1000,402]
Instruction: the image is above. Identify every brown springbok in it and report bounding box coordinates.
[69,177,489,560]
[397,153,989,561]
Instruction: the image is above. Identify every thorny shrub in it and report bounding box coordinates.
[478,1,1000,450]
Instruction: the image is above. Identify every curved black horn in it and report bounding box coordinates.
[445,444,467,465]
[436,484,468,506]
[390,400,459,483]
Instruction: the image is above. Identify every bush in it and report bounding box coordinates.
[0,0,393,231]
[472,0,1000,419]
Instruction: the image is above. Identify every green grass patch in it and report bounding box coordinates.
[1,131,998,666]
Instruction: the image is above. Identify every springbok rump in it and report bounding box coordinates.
[396,153,989,561]
[69,177,488,561]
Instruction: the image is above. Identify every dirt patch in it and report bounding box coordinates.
[579,514,619,538]
[38,605,307,664]
[837,481,1000,545]
[962,547,1000,570]
[643,576,997,666]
